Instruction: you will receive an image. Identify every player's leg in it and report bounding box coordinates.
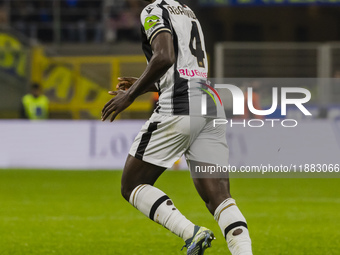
[120,154,166,200]
[192,173,253,254]
[190,165,253,255]
[189,166,231,214]
[123,114,214,254]
[187,117,253,255]
[121,153,197,242]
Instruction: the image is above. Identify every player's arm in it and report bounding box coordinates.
[127,32,174,97]
[101,32,175,122]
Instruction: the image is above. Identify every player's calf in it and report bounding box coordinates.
[129,184,196,241]
[214,198,253,255]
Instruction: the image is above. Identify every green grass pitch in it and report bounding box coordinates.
[0,170,339,254]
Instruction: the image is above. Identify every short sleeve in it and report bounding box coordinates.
[141,5,172,44]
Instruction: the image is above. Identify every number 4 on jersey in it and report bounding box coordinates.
[189,21,205,68]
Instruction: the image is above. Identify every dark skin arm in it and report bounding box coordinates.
[101,32,175,122]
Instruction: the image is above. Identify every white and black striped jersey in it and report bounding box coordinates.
[141,0,208,115]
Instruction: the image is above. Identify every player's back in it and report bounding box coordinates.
[165,1,208,77]
[141,0,208,115]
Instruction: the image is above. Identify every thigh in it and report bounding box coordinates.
[186,118,231,214]
[121,154,166,201]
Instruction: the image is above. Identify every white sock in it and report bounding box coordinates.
[214,198,253,255]
[129,184,195,241]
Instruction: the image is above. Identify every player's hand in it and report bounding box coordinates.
[114,77,138,92]
[101,90,134,122]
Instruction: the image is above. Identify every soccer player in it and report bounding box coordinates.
[101,1,253,254]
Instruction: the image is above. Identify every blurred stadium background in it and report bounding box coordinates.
[0,1,340,254]
[1,0,340,119]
